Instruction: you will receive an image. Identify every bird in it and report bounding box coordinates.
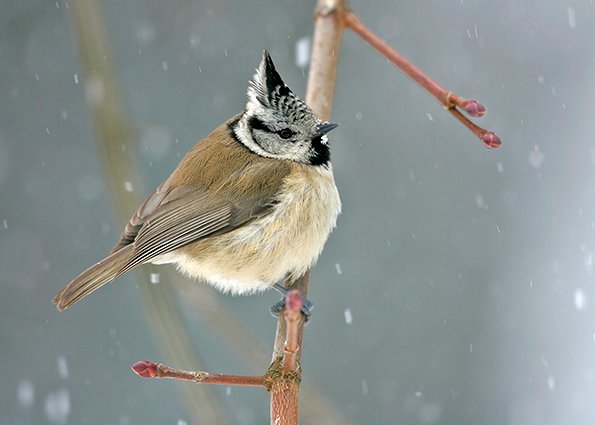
[53,51,341,313]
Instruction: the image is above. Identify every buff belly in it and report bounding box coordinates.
[152,164,341,294]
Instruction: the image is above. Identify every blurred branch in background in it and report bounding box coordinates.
[68,0,226,423]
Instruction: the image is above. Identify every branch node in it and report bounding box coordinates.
[264,357,302,392]
[315,0,342,17]
[192,370,210,383]
[443,91,456,109]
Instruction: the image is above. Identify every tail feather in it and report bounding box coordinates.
[53,244,135,311]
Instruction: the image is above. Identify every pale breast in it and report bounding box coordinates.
[168,163,341,294]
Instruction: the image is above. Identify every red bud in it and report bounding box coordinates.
[480,132,501,149]
[132,360,158,378]
[464,99,486,117]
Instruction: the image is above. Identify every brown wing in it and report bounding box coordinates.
[114,191,278,277]
[110,180,175,253]
[109,156,292,277]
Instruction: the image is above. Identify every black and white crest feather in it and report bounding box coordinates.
[248,51,291,106]
[234,51,337,166]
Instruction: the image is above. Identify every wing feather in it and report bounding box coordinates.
[115,203,233,276]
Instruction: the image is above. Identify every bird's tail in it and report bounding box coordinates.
[53,244,134,311]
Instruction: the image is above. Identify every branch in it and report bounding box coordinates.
[176,287,356,425]
[270,1,347,424]
[344,11,501,148]
[130,290,305,425]
[282,291,303,372]
[131,289,303,389]
[132,361,265,387]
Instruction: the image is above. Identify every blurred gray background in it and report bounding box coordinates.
[2,0,595,424]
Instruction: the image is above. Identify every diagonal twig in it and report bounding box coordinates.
[344,11,501,148]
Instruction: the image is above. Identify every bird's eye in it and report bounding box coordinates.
[277,128,294,140]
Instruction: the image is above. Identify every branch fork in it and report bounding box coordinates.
[344,11,501,149]
[131,290,304,393]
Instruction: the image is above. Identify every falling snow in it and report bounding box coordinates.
[17,380,35,408]
[57,356,69,379]
[574,289,586,311]
[123,181,133,192]
[418,402,442,424]
[361,379,369,396]
[44,388,71,424]
[73,73,79,84]
[84,77,105,105]
[177,421,188,425]
[135,21,156,44]
[335,263,342,275]
[528,145,544,169]
[567,7,576,29]
[585,254,593,274]
[150,273,160,284]
[295,37,311,68]
[344,308,353,324]
[547,375,556,391]
[475,194,488,210]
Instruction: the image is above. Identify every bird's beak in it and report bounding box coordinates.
[315,121,339,138]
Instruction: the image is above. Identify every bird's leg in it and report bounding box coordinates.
[270,283,314,320]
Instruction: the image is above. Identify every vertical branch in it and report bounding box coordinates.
[270,1,346,424]
[68,1,227,423]
[305,0,347,120]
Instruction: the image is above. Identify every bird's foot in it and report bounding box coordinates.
[270,283,314,320]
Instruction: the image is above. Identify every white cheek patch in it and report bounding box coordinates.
[320,134,329,145]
